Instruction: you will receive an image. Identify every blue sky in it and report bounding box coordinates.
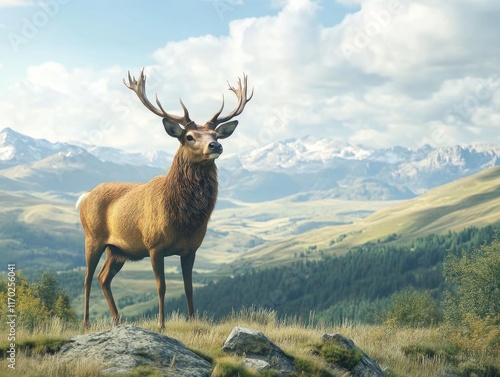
[1,0,499,154]
[2,2,336,74]
[1,1,350,76]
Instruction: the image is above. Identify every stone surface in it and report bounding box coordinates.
[222,326,295,376]
[57,325,212,376]
[322,333,384,377]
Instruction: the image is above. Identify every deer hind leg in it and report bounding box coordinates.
[150,251,166,329]
[83,239,106,328]
[98,246,126,326]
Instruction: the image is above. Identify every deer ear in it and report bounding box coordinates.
[163,118,184,138]
[215,120,238,139]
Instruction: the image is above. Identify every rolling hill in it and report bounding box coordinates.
[229,165,500,269]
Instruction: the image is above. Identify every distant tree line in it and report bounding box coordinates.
[157,226,496,323]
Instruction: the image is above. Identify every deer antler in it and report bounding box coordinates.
[208,73,253,128]
[124,68,193,127]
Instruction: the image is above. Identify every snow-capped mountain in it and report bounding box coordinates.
[386,145,500,193]
[235,137,500,194]
[1,127,499,201]
[236,137,499,175]
[368,144,435,165]
[0,128,171,169]
[238,137,375,173]
[78,145,172,169]
[0,127,71,164]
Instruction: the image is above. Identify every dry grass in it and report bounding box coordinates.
[1,310,499,376]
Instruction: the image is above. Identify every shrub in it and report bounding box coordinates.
[383,287,442,327]
[36,271,78,322]
[444,238,500,324]
[443,237,500,354]
[0,271,77,330]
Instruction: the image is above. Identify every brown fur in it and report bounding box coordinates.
[80,146,218,328]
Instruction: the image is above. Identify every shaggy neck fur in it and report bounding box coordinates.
[164,149,218,236]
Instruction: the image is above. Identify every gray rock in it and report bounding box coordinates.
[57,325,212,376]
[222,326,295,376]
[244,357,272,370]
[321,333,384,377]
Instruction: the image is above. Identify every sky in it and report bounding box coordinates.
[1,0,499,155]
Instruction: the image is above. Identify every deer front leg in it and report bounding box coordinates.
[150,251,166,329]
[181,252,196,319]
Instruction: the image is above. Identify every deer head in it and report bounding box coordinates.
[124,69,253,163]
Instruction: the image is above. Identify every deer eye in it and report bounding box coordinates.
[186,135,194,142]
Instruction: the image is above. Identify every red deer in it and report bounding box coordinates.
[78,69,252,328]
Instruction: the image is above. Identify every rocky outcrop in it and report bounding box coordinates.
[321,333,384,376]
[222,326,295,376]
[221,327,384,377]
[57,325,212,376]
[55,325,384,377]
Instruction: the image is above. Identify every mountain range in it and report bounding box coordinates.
[1,127,499,202]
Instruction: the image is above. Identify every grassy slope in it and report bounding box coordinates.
[0,191,83,269]
[234,166,500,268]
[203,197,395,266]
[0,191,80,228]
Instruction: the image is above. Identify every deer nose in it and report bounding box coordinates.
[209,142,223,154]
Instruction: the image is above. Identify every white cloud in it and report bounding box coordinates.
[0,0,33,7]
[335,0,361,6]
[196,0,497,147]
[2,0,500,153]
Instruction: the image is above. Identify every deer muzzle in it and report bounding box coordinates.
[208,141,223,155]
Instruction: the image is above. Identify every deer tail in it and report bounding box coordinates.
[76,192,90,211]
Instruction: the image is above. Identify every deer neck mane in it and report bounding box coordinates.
[164,149,218,235]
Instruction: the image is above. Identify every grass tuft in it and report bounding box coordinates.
[402,343,459,364]
[292,356,336,377]
[456,363,500,377]
[0,336,69,357]
[116,365,165,377]
[211,356,256,377]
[311,341,362,370]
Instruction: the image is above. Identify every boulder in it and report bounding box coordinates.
[321,333,384,376]
[57,325,212,376]
[222,326,295,376]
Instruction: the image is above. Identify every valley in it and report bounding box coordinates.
[231,165,500,270]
